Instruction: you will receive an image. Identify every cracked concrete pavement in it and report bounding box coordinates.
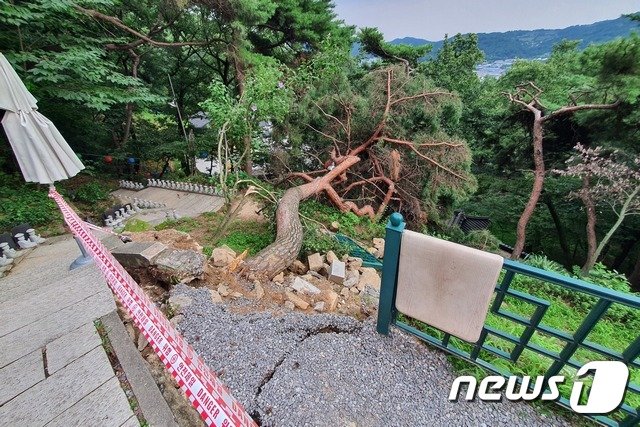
[172,284,574,426]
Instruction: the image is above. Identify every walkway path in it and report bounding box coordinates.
[112,187,224,225]
[0,235,139,426]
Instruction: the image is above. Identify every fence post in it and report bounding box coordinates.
[377,212,405,335]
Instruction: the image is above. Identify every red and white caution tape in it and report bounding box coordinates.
[49,188,256,427]
[82,221,119,236]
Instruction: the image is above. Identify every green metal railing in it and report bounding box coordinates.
[334,233,383,270]
[377,213,640,426]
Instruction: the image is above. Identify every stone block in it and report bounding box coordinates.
[291,277,321,295]
[328,260,346,284]
[153,249,206,283]
[324,290,338,311]
[307,252,324,272]
[111,242,167,268]
[285,291,309,310]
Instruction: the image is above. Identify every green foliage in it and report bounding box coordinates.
[123,219,151,233]
[155,218,199,233]
[421,33,484,98]
[217,226,274,256]
[201,55,293,165]
[0,173,59,230]
[0,0,162,111]
[405,257,639,419]
[299,200,385,243]
[437,227,501,253]
[202,246,213,257]
[359,27,431,68]
[300,225,350,258]
[72,181,110,203]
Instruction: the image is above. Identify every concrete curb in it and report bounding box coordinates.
[100,311,178,427]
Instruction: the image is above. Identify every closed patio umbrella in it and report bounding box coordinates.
[0,52,84,184]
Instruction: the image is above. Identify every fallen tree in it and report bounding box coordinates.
[241,66,476,278]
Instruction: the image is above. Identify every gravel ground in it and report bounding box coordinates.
[173,285,574,427]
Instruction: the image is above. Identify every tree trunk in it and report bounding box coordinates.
[580,175,598,275]
[512,112,544,259]
[544,193,571,267]
[241,156,360,278]
[120,50,140,148]
[229,28,253,176]
[243,134,253,175]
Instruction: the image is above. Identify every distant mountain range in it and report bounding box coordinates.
[368,15,638,62]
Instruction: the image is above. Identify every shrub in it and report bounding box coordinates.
[218,228,274,256]
[300,225,351,258]
[298,200,385,242]
[0,174,59,230]
[73,181,110,203]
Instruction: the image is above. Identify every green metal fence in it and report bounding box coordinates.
[377,213,640,426]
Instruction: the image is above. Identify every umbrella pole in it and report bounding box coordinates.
[47,184,93,270]
[70,235,94,270]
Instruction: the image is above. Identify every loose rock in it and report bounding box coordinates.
[326,251,338,264]
[328,260,346,284]
[307,252,324,272]
[359,267,381,290]
[347,257,363,271]
[154,249,206,283]
[344,270,360,288]
[329,221,340,231]
[210,245,237,267]
[169,315,184,327]
[292,277,321,295]
[313,302,325,312]
[285,291,310,310]
[361,284,380,308]
[209,289,223,304]
[373,238,385,252]
[289,259,308,275]
[137,333,149,352]
[272,272,285,284]
[253,281,265,300]
[284,301,295,310]
[218,284,230,297]
[324,290,339,311]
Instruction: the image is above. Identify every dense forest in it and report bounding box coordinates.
[0,1,639,288]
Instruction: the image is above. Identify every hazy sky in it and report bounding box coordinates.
[333,0,640,40]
